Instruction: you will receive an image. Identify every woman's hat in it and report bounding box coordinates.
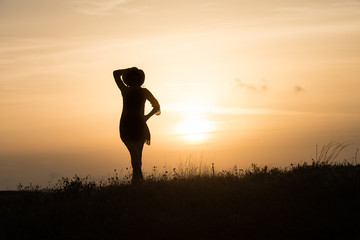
[123,68,145,87]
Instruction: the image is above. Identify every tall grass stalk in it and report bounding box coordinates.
[315,142,350,164]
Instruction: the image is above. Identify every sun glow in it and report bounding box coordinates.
[175,112,214,142]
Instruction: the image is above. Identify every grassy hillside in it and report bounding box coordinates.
[1,161,360,240]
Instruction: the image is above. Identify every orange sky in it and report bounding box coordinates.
[1,0,360,189]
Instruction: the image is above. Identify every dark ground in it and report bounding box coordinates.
[1,162,360,240]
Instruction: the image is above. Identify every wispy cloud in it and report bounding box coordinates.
[163,104,303,116]
[70,0,129,15]
[236,79,268,92]
[294,85,305,94]
[274,1,360,22]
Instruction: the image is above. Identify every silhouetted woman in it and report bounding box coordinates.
[113,67,160,183]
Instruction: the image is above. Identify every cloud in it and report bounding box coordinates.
[294,85,305,94]
[275,1,360,17]
[163,103,302,116]
[70,0,129,15]
[0,86,14,93]
[236,79,268,92]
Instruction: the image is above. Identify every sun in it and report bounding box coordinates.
[175,113,214,142]
[171,93,216,143]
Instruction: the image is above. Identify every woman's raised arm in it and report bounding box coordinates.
[113,68,135,92]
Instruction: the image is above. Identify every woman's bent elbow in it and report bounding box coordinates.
[155,106,161,115]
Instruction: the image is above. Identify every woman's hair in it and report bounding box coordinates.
[123,68,145,87]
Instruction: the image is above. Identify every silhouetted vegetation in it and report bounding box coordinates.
[1,158,360,239]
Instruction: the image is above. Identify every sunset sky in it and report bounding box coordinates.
[1,0,360,189]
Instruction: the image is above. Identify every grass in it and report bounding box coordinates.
[1,143,360,239]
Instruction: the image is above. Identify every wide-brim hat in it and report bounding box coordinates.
[123,68,145,87]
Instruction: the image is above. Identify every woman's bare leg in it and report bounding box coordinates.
[125,141,144,183]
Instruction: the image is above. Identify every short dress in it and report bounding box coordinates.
[119,87,158,145]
